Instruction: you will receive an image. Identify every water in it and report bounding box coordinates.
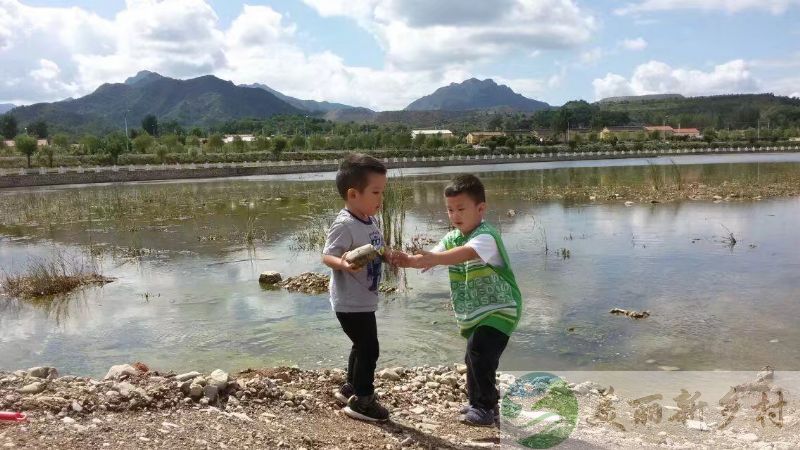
[1,155,799,377]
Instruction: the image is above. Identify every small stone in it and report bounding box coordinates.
[425,382,440,389]
[400,437,414,447]
[410,406,425,415]
[103,364,139,380]
[645,359,657,364]
[208,369,229,390]
[259,271,282,285]
[686,420,710,431]
[203,385,219,403]
[455,364,467,375]
[28,367,58,379]
[756,366,774,382]
[189,384,203,399]
[113,382,135,398]
[378,369,401,381]
[658,366,681,371]
[740,433,760,443]
[770,339,780,343]
[18,382,46,394]
[624,201,634,206]
[175,371,202,382]
[71,400,83,413]
[229,412,252,422]
[62,416,76,424]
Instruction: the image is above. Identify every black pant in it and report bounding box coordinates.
[336,311,379,397]
[465,326,510,410]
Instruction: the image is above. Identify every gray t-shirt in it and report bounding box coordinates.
[322,209,384,312]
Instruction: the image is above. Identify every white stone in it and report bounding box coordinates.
[686,420,710,431]
[103,364,139,380]
[175,371,202,382]
[208,369,229,390]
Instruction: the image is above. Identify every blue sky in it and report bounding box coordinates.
[2,1,799,109]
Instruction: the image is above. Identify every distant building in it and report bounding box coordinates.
[411,129,453,139]
[2,138,49,148]
[644,125,675,137]
[600,126,645,140]
[223,134,256,143]
[673,128,701,138]
[466,131,505,145]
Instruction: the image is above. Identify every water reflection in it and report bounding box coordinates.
[1,158,799,377]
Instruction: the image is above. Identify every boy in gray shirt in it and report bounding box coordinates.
[322,153,401,422]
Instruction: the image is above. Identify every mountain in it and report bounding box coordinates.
[405,78,549,112]
[0,103,15,114]
[599,94,685,104]
[243,83,367,114]
[9,71,302,133]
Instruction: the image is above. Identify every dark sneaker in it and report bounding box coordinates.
[459,404,499,417]
[344,394,389,422]
[460,406,496,427]
[334,383,355,405]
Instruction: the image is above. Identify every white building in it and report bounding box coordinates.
[411,129,454,139]
[222,134,256,143]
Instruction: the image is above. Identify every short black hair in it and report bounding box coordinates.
[335,153,387,199]
[444,174,486,204]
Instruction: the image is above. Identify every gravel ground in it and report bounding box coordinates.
[0,365,797,449]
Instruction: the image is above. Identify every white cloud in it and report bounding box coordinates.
[302,0,596,70]
[580,48,604,65]
[621,37,648,51]
[592,60,759,100]
[0,0,567,109]
[615,0,799,15]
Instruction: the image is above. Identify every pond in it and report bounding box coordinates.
[1,154,799,377]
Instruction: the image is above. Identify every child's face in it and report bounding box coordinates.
[445,193,486,235]
[347,172,387,218]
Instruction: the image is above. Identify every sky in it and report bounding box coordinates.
[0,0,799,110]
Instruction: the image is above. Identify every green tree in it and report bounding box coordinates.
[142,114,158,136]
[154,144,168,163]
[103,132,127,164]
[190,127,204,137]
[160,134,184,153]
[272,136,287,158]
[412,133,426,149]
[231,135,246,152]
[308,134,325,150]
[253,136,272,152]
[15,135,37,167]
[52,134,69,151]
[133,134,154,153]
[393,132,412,149]
[40,145,55,167]
[186,135,201,148]
[291,134,307,150]
[702,128,717,143]
[207,134,224,152]
[0,114,17,139]
[28,120,48,138]
[80,134,102,155]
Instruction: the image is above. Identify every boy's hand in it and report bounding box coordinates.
[339,252,363,273]
[409,250,438,271]
[414,250,438,269]
[385,249,412,267]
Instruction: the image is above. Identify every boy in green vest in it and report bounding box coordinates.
[403,174,522,427]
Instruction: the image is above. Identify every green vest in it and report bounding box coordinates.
[441,222,522,338]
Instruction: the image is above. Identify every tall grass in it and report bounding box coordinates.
[1,251,113,299]
[379,176,412,250]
